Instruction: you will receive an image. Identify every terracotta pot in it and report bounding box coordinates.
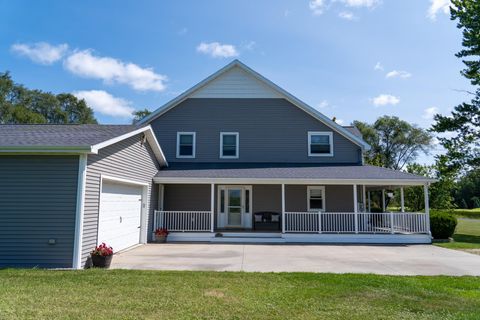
[91,254,113,268]
[154,235,167,243]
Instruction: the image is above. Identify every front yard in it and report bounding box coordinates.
[433,209,480,254]
[1,269,480,319]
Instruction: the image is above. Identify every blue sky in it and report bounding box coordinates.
[0,0,469,164]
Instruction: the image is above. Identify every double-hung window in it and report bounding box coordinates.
[308,131,333,156]
[307,186,325,212]
[176,132,196,158]
[220,132,239,159]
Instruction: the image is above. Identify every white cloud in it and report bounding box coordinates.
[339,11,356,20]
[309,0,326,15]
[341,0,380,8]
[73,90,134,118]
[374,62,384,71]
[385,70,412,79]
[196,42,239,58]
[11,42,68,65]
[372,94,400,106]
[422,107,439,120]
[427,0,451,20]
[317,100,330,109]
[64,50,167,92]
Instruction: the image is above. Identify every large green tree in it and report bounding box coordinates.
[432,0,480,172]
[0,72,97,124]
[353,116,433,170]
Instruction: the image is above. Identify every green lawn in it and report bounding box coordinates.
[435,218,480,251]
[451,208,480,219]
[1,270,480,319]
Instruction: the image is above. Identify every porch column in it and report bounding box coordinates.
[281,183,285,233]
[353,184,358,234]
[382,189,386,212]
[400,187,405,213]
[210,183,215,233]
[424,183,431,235]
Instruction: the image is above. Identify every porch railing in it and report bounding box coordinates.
[284,212,429,234]
[153,210,211,232]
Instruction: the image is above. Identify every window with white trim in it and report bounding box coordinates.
[220,132,239,159]
[176,132,196,158]
[307,186,325,211]
[308,132,333,156]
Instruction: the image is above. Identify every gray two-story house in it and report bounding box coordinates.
[0,60,434,269]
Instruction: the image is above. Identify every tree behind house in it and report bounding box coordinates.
[0,72,97,124]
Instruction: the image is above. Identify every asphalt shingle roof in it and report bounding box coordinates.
[0,124,140,148]
[155,163,433,181]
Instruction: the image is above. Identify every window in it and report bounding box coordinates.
[220,132,239,159]
[308,132,333,156]
[176,132,196,158]
[307,186,325,211]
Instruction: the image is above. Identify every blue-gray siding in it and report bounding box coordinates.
[150,98,362,164]
[0,156,79,268]
[82,134,159,266]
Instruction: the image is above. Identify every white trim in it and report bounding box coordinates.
[176,132,196,158]
[382,189,386,212]
[400,187,405,213]
[307,186,326,212]
[91,125,168,166]
[154,177,434,185]
[98,174,149,249]
[308,131,333,157]
[210,184,215,232]
[219,132,239,159]
[281,183,285,233]
[353,184,358,213]
[72,154,87,269]
[137,60,370,151]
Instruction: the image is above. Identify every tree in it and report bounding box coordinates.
[132,108,152,124]
[454,168,480,208]
[403,162,455,211]
[0,72,97,124]
[431,0,480,172]
[353,116,433,170]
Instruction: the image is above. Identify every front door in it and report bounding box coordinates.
[227,188,243,227]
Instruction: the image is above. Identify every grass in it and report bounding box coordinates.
[451,208,480,219]
[435,218,480,251]
[0,270,480,320]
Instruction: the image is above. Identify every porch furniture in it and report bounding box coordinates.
[253,211,281,231]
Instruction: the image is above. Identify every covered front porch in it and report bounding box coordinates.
[152,182,431,244]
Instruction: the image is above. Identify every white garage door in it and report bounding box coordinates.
[98,180,143,252]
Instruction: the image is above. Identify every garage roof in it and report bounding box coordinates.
[0,124,167,165]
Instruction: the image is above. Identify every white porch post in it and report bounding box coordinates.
[400,187,405,213]
[382,189,386,212]
[281,183,285,233]
[362,185,366,213]
[353,184,358,234]
[210,183,215,233]
[424,183,431,235]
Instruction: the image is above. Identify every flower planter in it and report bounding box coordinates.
[153,234,167,243]
[91,254,113,268]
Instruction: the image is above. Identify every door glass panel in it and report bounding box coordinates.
[228,207,242,225]
[228,189,241,206]
[227,188,242,226]
[220,189,225,213]
[245,189,250,213]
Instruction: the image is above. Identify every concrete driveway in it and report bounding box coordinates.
[111,244,480,276]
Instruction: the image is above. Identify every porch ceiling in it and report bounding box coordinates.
[154,164,435,185]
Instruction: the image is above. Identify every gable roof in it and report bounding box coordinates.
[0,124,167,165]
[138,60,370,151]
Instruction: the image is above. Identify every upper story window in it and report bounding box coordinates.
[308,131,333,157]
[307,186,325,211]
[176,132,196,158]
[220,132,239,159]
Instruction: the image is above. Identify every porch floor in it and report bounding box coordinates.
[111,243,480,276]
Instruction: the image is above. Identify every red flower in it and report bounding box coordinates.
[91,243,114,256]
[154,228,169,236]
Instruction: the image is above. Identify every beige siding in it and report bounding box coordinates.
[82,134,159,266]
[191,66,282,98]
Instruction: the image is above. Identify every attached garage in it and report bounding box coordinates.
[97,178,147,252]
[0,124,167,269]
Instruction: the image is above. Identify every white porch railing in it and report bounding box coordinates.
[154,210,211,232]
[284,212,429,234]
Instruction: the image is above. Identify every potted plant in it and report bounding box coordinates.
[91,243,113,268]
[153,228,169,243]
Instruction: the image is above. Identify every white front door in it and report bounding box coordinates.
[226,188,243,227]
[218,186,252,228]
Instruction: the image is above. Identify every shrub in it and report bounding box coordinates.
[430,211,457,239]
